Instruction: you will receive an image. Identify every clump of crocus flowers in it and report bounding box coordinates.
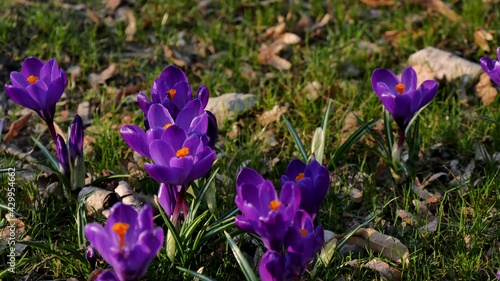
[120,65,217,222]
[371,66,438,167]
[235,159,329,280]
[85,203,164,281]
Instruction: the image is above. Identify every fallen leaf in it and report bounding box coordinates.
[475,72,498,105]
[106,0,121,10]
[258,104,289,126]
[278,33,300,45]
[361,0,395,7]
[350,188,363,203]
[411,0,462,22]
[125,9,137,42]
[303,81,322,101]
[263,15,286,39]
[362,259,401,281]
[396,209,419,226]
[474,28,493,52]
[347,228,409,265]
[88,63,117,84]
[267,55,292,70]
[3,112,32,144]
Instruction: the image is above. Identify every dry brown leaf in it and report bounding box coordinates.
[412,0,461,22]
[125,10,137,42]
[412,177,442,202]
[3,112,32,144]
[474,28,493,52]
[258,104,289,126]
[362,259,402,281]
[347,228,410,265]
[88,64,117,84]
[361,0,395,7]
[341,112,359,142]
[278,33,301,45]
[396,209,419,226]
[350,188,363,203]
[475,72,498,105]
[107,0,122,10]
[263,16,286,39]
[267,55,292,70]
[303,81,322,101]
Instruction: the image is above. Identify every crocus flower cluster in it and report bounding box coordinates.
[480,47,500,86]
[85,203,164,281]
[235,159,329,280]
[4,57,67,142]
[120,65,216,221]
[371,66,438,164]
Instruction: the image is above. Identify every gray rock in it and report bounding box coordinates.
[206,93,258,127]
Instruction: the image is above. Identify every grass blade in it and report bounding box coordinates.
[282,115,308,162]
[332,117,381,164]
[225,231,259,281]
[176,266,216,281]
[31,136,59,171]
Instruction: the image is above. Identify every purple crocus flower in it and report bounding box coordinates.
[283,210,324,278]
[136,65,217,148]
[4,57,67,141]
[55,115,85,190]
[280,159,329,219]
[259,250,285,281]
[144,125,215,186]
[371,66,438,131]
[84,203,164,281]
[147,102,209,136]
[235,168,301,251]
[479,47,500,86]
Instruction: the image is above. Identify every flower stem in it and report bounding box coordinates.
[45,118,57,143]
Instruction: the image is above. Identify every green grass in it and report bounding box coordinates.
[1,0,499,280]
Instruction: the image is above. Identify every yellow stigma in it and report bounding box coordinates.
[268,200,281,211]
[395,83,405,95]
[176,147,189,158]
[169,89,177,100]
[299,228,308,237]
[112,222,130,251]
[163,123,173,129]
[27,75,39,84]
[295,173,305,182]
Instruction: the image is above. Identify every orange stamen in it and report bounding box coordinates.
[295,173,305,182]
[395,83,405,95]
[176,147,189,158]
[268,200,281,211]
[299,228,308,237]
[27,75,39,84]
[163,123,173,129]
[112,222,130,251]
[169,89,177,100]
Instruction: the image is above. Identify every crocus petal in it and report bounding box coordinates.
[10,72,30,89]
[120,125,151,158]
[104,204,139,244]
[4,85,40,110]
[26,82,49,109]
[419,80,438,108]
[371,68,400,98]
[69,115,84,160]
[480,55,500,85]
[85,223,114,263]
[187,148,215,181]
[148,140,176,166]
[236,168,265,187]
[259,251,285,281]
[21,57,44,77]
[160,125,187,150]
[158,65,189,87]
[147,104,174,129]
[137,92,151,114]
[94,270,119,281]
[400,66,417,93]
[175,99,203,131]
[197,85,210,108]
[170,81,192,109]
[56,134,69,175]
[158,183,178,216]
[144,163,187,185]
